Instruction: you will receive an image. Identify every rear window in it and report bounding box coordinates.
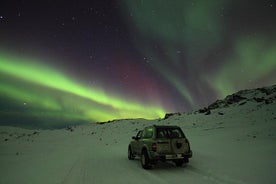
[156,128,184,138]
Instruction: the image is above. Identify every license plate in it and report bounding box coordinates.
[166,154,182,159]
[165,155,174,159]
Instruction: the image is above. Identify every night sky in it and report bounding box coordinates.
[0,0,276,127]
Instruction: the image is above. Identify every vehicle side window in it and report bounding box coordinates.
[157,128,167,138]
[142,127,153,139]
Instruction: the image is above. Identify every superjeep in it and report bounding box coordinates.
[128,125,192,169]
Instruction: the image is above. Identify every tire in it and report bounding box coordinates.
[141,149,151,169]
[174,159,184,167]
[128,146,135,160]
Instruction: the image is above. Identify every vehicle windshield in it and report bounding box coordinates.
[156,128,184,138]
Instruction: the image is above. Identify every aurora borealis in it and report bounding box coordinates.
[0,54,165,127]
[0,0,275,128]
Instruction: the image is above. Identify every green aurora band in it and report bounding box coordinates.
[0,53,165,125]
[120,0,276,104]
[120,0,228,108]
[206,36,276,98]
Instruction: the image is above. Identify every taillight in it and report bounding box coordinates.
[152,143,157,152]
[185,139,191,150]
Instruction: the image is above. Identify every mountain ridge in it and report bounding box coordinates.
[164,84,276,119]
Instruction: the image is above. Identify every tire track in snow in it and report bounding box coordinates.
[185,165,247,184]
[59,148,89,184]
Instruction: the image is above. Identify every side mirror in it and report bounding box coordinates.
[132,136,141,140]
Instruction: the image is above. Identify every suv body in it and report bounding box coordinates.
[128,125,192,169]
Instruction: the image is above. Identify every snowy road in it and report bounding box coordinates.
[56,139,248,184]
[1,99,276,184]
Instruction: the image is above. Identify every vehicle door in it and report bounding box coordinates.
[140,127,154,150]
[132,130,143,154]
[168,128,188,154]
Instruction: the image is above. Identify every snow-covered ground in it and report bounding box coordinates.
[0,85,275,184]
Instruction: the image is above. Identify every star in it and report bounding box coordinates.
[0,0,275,126]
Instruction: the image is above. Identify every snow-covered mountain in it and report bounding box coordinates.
[0,85,275,184]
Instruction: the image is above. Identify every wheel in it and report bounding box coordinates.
[141,150,151,169]
[174,159,184,167]
[128,146,135,160]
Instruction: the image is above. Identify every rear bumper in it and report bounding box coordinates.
[149,150,192,161]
